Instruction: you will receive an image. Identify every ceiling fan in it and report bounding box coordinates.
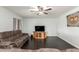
[30,6,53,15]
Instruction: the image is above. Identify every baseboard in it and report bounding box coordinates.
[57,35,79,49]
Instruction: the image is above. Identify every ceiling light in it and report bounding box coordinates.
[30,6,53,15]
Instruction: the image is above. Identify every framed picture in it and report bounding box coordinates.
[67,11,79,27]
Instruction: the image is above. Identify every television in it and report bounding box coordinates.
[35,26,45,31]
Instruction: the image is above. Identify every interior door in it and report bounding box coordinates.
[13,18,21,30]
[13,18,16,31]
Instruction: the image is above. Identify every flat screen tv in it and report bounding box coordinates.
[35,26,45,31]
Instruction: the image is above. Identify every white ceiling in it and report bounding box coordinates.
[5,6,76,18]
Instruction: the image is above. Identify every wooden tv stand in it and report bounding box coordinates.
[33,32,47,39]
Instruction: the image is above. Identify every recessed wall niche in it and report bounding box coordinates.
[67,11,79,27]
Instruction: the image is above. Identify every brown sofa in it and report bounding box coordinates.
[0,30,29,48]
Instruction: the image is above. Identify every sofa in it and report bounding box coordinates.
[0,30,29,48]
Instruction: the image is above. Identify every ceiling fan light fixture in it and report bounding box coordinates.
[37,12,44,15]
[30,6,53,15]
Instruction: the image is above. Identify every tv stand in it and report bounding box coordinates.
[33,31,47,40]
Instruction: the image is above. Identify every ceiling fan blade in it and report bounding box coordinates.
[30,10,38,12]
[43,12,48,14]
[45,8,52,11]
[37,6,43,11]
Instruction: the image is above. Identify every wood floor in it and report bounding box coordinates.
[22,36,76,50]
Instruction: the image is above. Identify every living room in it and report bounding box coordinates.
[0,6,79,52]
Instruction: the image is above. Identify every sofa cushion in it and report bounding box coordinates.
[0,30,22,39]
[0,31,11,39]
[1,38,10,42]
